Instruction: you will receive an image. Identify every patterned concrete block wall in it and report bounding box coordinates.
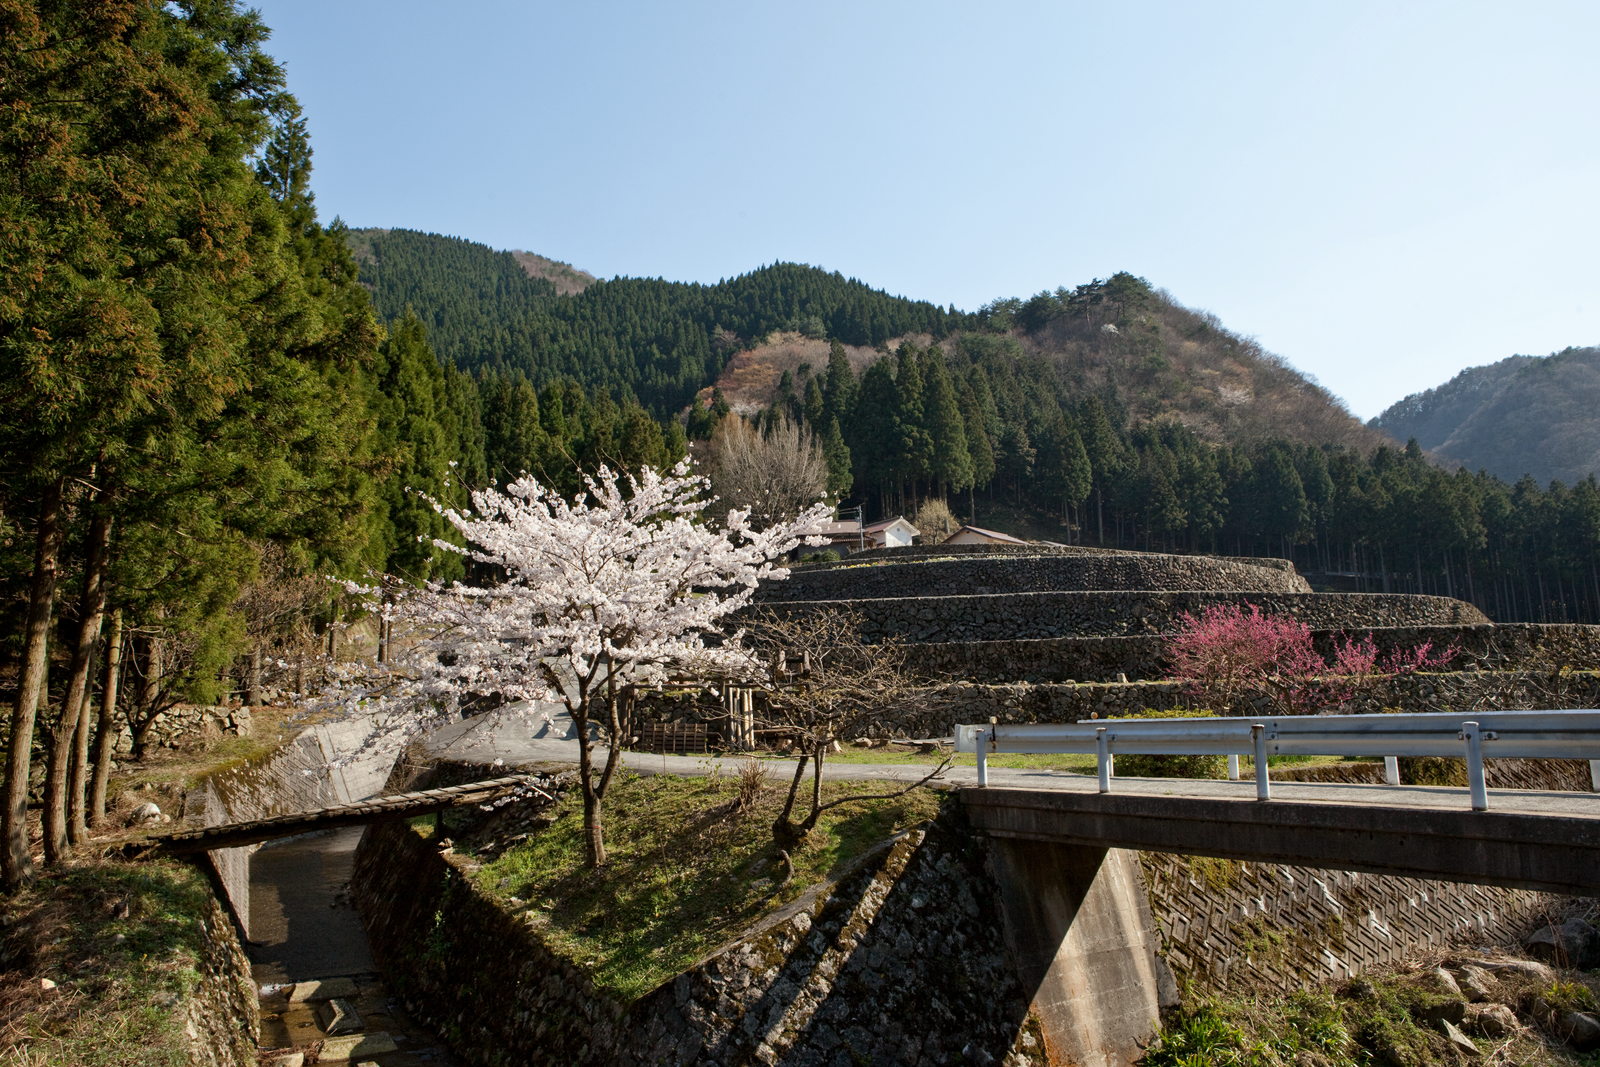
[1140,852,1557,995]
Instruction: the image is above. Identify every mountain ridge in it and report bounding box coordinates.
[1371,346,1600,485]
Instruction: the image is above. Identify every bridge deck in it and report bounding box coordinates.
[962,777,1600,896]
[124,774,544,858]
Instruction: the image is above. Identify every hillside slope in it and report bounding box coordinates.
[709,276,1387,452]
[1372,347,1600,484]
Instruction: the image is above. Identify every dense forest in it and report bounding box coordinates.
[346,227,970,415]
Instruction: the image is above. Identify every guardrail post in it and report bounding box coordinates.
[1096,727,1111,793]
[1226,754,1240,781]
[1383,756,1400,785]
[1461,721,1488,811]
[977,730,990,788]
[1252,723,1270,801]
[1591,760,1599,793]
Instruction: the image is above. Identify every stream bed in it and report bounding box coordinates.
[248,826,459,1066]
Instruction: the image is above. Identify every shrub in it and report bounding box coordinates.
[1168,605,1460,716]
[1108,708,1227,780]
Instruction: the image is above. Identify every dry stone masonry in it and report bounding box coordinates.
[744,543,1600,727]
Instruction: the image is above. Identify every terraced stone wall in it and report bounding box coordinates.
[896,622,1600,685]
[636,670,1600,739]
[758,553,1312,603]
[753,591,1488,643]
[834,543,1299,574]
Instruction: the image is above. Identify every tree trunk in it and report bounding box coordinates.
[577,725,606,868]
[88,608,124,825]
[3,480,65,891]
[46,508,112,862]
[245,646,263,706]
[131,630,164,760]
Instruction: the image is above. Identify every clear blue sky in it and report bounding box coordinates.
[250,0,1599,421]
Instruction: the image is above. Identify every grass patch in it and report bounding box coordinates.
[816,748,1102,774]
[818,745,1361,778]
[464,771,941,1001]
[1143,968,1597,1067]
[0,859,223,1067]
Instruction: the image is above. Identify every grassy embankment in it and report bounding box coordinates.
[449,767,941,1001]
[0,859,226,1067]
[0,705,299,1066]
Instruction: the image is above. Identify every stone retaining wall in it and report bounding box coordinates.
[354,805,1045,1066]
[761,553,1311,602]
[179,883,261,1067]
[636,670,1600,741]
[894,622,1600,684]
[830,543,1298,573]
[355,760,1586,1066]
[748,591,1488,643]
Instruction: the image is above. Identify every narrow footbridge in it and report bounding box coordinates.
[122,774,544,859]
[957,711,1600,896]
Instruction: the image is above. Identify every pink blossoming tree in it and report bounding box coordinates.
[1168,603,1457,716]
[347,460,830,866]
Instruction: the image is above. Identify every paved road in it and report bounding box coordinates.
[416,703,1600,820]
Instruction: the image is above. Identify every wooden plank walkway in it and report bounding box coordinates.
[123,774,546,859]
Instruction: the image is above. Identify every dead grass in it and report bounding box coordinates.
[0,859,219,1067]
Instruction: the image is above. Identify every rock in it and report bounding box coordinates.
[1480,958,1555,984]
[1464,1002,1518,1037]
[1455,965,1498,1002]
[125,801,162,826]
[317,996,363,1036]
[1439,1019,1481,1058]
[318,1033,398,1060]
[38,978,56,992]
[1419,967,1464,999]
[288,976,358,1002]
[1414,992,1467,1026]
[1558,1012,1600,1052]
[1525,919,1600,969]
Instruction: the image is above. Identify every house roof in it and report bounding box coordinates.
[949,525,1029,545]
[863,516,919,535]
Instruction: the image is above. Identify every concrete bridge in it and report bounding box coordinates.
[962,776,1600,896]
[956,777,1599,1067]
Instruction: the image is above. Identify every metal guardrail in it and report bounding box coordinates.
[955,710,1600,810]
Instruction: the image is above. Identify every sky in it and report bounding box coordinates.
[250,0,1599,421]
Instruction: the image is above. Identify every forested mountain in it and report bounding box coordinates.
[342,228,1600,627]
[344,228,970,414]
[1371,347,1600,485]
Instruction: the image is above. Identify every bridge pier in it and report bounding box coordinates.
[987,841,1176,1067]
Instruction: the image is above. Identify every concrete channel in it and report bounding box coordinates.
[198,714,461,1066]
